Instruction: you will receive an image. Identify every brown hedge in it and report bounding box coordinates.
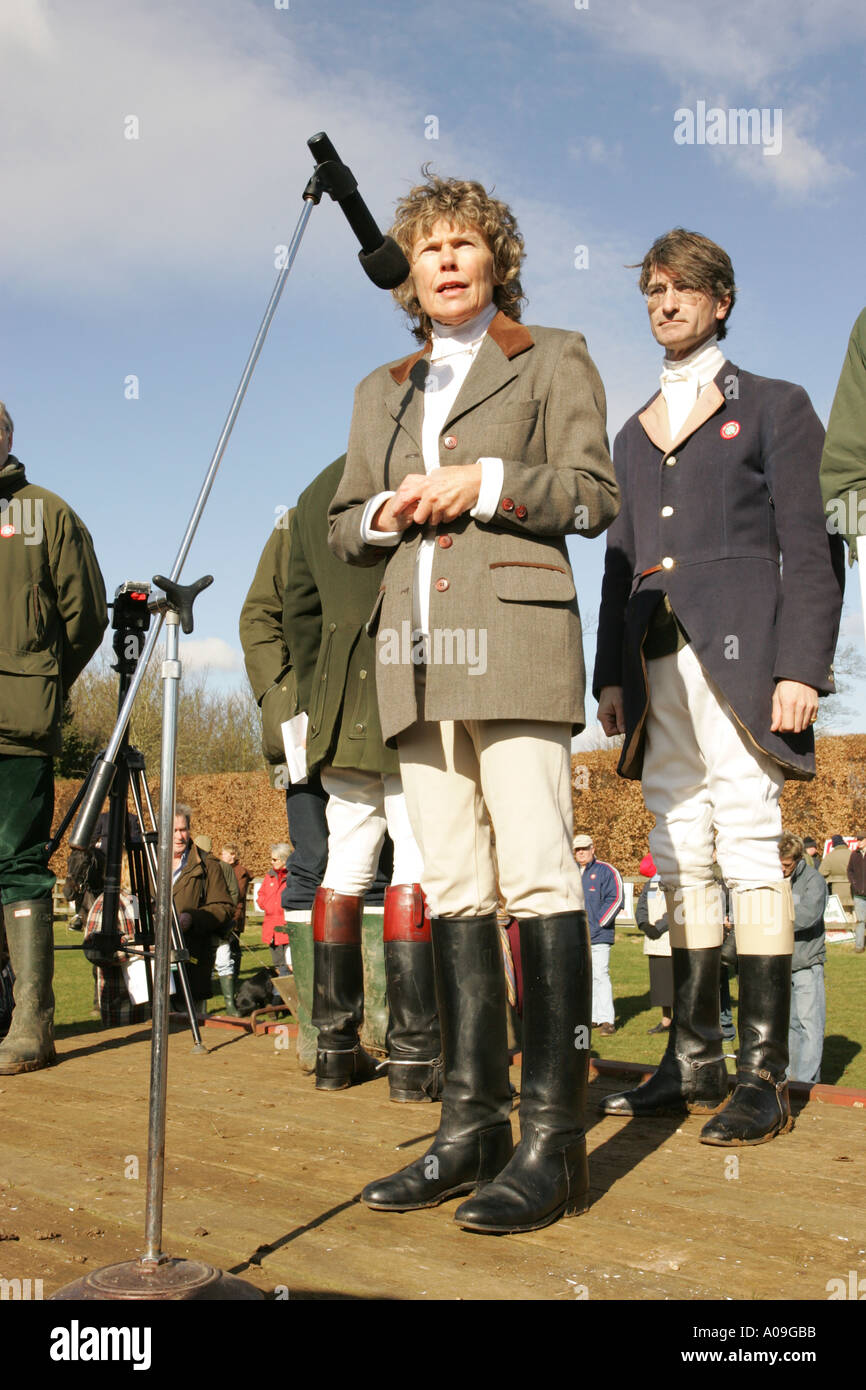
[52,735,866,882]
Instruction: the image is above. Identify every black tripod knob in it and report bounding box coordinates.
[152,574,213,635]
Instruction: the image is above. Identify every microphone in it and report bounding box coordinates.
[307,132,409,290]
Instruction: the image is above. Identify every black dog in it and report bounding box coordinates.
[234,967,278,1017]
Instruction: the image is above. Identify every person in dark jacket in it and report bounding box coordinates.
[847,834,866,953]
[573,834,623,1035]
[779,833,827,1083]
[0,401,108,1074]
[171,806,234,1014]
[594,230,843,1146]
[283,458,441,1103]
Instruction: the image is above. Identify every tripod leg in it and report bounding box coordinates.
[130,766,205,1050]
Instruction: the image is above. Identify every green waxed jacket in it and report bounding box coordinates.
[282,458,397,777]
[239,515,299,785]
[821,308,866,551]
[0,457,107,757]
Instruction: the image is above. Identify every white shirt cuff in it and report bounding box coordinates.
[360,491,402,546]
[471,458,504,524]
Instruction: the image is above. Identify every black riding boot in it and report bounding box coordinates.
[383,884,443,1102]
[362,915,513,1211]
[455,912,591,1234]
[700,953,794,1146]
[601,946,728,1117]
[312,888,379,1091]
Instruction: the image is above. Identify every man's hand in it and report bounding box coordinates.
[411,465,483,526]
[771,679,819,734]
[598,685,625,738]
[178,911,192,931]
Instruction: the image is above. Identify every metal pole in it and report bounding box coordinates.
[71,197,316,848]
[142,612,182,1264]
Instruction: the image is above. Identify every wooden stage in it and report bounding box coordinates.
[0,1020,863,1302]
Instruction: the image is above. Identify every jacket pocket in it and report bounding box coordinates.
[489,561,576,603]
[0,646,61,744]
[309,627,334,737]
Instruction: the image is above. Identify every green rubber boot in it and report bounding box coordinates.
[218,975,239,1017]
[361,910,389,1056]
[0,900,57,1074]
[287,916,317,1073]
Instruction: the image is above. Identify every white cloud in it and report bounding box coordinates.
[532,0,858,197]
[0,0,432,298]
[180,637,242,672]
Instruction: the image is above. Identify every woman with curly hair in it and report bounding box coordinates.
[328,172,619,1233]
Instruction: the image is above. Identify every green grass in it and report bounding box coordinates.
[597,929,866,1089]
[48,915,866,1089]
[51,914,276,1036]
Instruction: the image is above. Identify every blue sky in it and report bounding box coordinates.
[3,0,865,733]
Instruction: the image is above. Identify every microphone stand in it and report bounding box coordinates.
[52,132,401,1302]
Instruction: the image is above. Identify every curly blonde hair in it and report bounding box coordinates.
[390,171,526,343]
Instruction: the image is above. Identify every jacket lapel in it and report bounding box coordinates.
[386,346,429,450]
[638,377,727,454]
[444,313,535,429]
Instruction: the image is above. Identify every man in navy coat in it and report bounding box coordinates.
[593,229,842,1145]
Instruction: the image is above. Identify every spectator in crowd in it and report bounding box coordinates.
[594,228,842,1145]
[847,833,866,953]
[171,806,234,1017]
[257,845,292,975]
[779,832,827,1083]
[0,400,107,1074]
[574,834,624,1036]
[802,837,821,865]
[195,833,241,1015]
[221,843,251,936]
[635,853,672,1035]
[820,835,853,915]
[283,458,439,1101]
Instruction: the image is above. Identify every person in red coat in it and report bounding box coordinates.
[257,845,291,973]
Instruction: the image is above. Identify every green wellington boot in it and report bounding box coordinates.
[0,900,57,1074]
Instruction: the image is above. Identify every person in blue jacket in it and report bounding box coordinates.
[573,834,623,1036]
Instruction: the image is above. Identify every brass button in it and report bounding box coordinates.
[328,622,337,632]
[359,669,367,679]
[354,723,365,733]
[661,556,675,570]
[437,534,453,548]
[661,506,674,517]
[443,435,457,450]
[665,455,677,467]
[435,578,449,592]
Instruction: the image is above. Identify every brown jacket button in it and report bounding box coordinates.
[437,534,453,548]
[443,435,457,450]
[501,497,515,512]
[434,578,449,592]
[515,504,528,520]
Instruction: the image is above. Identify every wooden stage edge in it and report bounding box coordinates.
[0,1020,863,1303]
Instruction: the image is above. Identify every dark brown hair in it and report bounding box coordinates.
[636,228,736,340]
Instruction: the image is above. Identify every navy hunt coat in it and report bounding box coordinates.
[593,362,843,781]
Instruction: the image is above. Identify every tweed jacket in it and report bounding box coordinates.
[593,362,844,781]
[328,312,619,742]
[282,458,398,776]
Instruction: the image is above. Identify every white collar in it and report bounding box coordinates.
[430,302,497,362]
